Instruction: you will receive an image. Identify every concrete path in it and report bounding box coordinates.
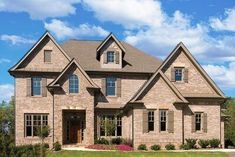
[229,152,235,157]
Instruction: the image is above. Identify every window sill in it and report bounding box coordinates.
[31,95,43,98]
[44,62,52,64]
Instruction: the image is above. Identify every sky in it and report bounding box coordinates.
[0,0,235,102]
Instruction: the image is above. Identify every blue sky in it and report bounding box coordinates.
[0,0,235,102]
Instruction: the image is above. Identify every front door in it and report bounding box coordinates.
[69,120,81,143]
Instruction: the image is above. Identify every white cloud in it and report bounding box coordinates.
[0,34,35,45]
[82,0,235,63]
[0,84,14,103]
[0,58,11,64]
[203,63,235,88]
[210,8,235,31]
[0,0,81,20]
[83,0,164,29]
[44,19,109,40]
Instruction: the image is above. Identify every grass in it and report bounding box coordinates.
[47,151,228,157]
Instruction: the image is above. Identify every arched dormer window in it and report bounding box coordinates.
[69,74,79,93]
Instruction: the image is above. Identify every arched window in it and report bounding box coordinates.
[69,74,79,93]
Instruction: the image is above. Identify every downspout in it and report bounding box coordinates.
[132,106,134,147]
[52,91,55,145]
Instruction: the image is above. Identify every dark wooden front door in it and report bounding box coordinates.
[69,120,81,143]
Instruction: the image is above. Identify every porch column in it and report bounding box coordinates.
[86,109,94,145]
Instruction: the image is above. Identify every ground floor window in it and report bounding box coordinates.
[195,112,202,131]
[148,110,154,131]
[160,110,167,131]
[99,115,122,137]
[25,114,48,137]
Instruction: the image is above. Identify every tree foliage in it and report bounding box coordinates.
[224,97,235,147]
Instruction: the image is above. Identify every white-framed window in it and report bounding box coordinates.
[99,115,122,137]
[195,112,202,131]
[107,51,115,63]
[148,111,154,131]
[175,68,183,81]
[25,114,48,137]
[106,77,116,96]
[160,110,167,131]
[32,77,42,96]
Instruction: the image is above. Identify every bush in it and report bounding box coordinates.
[138,144,147,150]
[13,144,41,157]
[53,141,61,151]
[209,139,220,148]
[112,137,123,145]
[180,144,190,150]
[198,139,209,148]
[185,138,197,149]
[95,138,109,145]
[165,143,175,150]
[44,143,49,149]
[150,144,161,151]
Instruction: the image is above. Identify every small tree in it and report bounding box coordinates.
[36,125,50,157]
[105,119,116,145]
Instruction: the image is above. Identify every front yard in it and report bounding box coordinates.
[47,151,228,157]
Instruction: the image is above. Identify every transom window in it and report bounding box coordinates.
[160,110,167,131]
[69,74,79,93]
[99,115,122,137]
[25,114,48,137]
[107,51,115,63]
[32,77,42,96]
[148,111,154,131]
[106,77,116,96]
[195,113,202,131]
[175,68,183,81]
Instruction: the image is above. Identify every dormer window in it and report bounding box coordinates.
[107,51,115,63]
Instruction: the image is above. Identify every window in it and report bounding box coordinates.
[160,110,167,131]
[25,114,48,137]
[44,50,52,63]
[175,68,183,81]
[107,51,115,63]
[32,77,41,96]
[99,115,122,137]
[69,74,79,93]
[106,77,116,96]
[195,113,202,131]
[148,111,154,131]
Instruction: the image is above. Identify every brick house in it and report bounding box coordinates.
[9,31,226,149]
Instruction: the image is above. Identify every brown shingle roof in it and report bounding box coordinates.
[60,40,162,73]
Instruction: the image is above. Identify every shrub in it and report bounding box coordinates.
[13,144,41,157]
[112,137,123,145]
[53,141,61,151]
[185,138,197,149]
[180,144,190,150]
[138,144,147,150]
[165,143,175,150]
[151,144,161,151]
[44,143,49,149]
[95,138,109,145]
[209,139,220,148]
[198,139,209,148]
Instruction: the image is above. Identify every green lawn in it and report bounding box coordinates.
[47,151,228,157]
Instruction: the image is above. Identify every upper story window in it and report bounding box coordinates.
[148,111,154,131]
[32,77,41,96]
[106,77,116,96]
[160,110,167,131]
[69,74,79,93]
[195,112,202,131]
[175,68,183,81]
[107,51,115,63]
[44,50,52,63]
